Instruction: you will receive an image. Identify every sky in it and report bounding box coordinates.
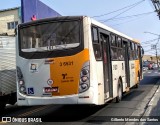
[0,0,160,56]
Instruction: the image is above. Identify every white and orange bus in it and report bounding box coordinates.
[16,16,143,106]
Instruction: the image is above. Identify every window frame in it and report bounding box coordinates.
[111,34,116,47]
[91,26,102,61]
[7,21,18,30]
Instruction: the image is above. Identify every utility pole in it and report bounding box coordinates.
[155,44,159,68]
[151,44,159,68]
[156,37,160,68]
[144,32,160,68]
[151,0,160,19]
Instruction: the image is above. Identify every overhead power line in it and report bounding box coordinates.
[142,44,154,47]
[99,11,154,22]
[98,11,154,26]
[92,0,145,18]
[108,12,154,27]
[144,49,155,52]
[142,38,160,44]
[102,0,145,23]
[109,17,143,27]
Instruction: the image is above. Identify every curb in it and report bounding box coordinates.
[125,80,160,125]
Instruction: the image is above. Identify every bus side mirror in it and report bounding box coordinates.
[141,46,144,57]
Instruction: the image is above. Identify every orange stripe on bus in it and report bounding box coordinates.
[49,49,89,96]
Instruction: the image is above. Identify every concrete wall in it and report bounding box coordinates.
[0,8,21,36]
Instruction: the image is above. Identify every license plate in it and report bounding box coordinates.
[44,87,58,93]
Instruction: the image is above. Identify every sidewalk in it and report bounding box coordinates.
[125,79,160,125]
[140,80,160,125]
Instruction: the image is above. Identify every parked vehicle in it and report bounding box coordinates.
[143,61,149,71]
[152,63,158,69]
[143,61,150,67]
[148,63,153,70]
[0,36,17,110]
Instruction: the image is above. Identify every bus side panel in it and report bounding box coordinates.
[112,61,126,98]
[50,49,89,96]
[92,61,104,105]
[129,60,136,88]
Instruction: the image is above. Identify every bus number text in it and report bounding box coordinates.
[60,61,73,66]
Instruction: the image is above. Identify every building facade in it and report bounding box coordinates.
[0,7,21,36]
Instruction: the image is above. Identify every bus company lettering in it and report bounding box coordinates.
[61,73,74,83]
[113,65,118,70]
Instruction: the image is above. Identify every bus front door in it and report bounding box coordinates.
[101,34,112,99]
[123,41,130,88]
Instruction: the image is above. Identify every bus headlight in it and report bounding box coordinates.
[19,86,26,93]
[17,66,27,95]
[19,80,24,85]
[81,76,88,82]
[79,61,90,93]
[81,83,88,90]
[81,69,89,76]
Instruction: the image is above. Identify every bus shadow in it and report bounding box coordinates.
[41,104,106,122]
[0,105,34,121]
[122,90,144,101]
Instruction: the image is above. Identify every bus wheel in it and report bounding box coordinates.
[116,80,122,103]
[0,103,5,112]
[135,72,140,88]
[135,83,139,88]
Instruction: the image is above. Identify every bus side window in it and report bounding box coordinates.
[117,37,124,60]
[129,41,133,60]
[117,37,122,48]
[111,34,118,60]
[132,43,135,60]
[111,47,116,60]
[111,34,116,46]
[92,27,99,43]
[93,44,102,60]
[135,43,138,59]
[92,27,102,60]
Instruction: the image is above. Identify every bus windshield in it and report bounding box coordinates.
[19,21,80,52]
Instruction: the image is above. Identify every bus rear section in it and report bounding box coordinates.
[16,16,143,106]
[16,16,96,106]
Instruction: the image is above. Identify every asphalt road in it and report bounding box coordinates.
[0,69,160,125]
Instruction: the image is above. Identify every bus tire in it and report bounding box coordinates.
[135,72,140,88]
[135,83,139,88]
[0,103,5,112]
[8,92,17,105]
[116,79,122,103]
